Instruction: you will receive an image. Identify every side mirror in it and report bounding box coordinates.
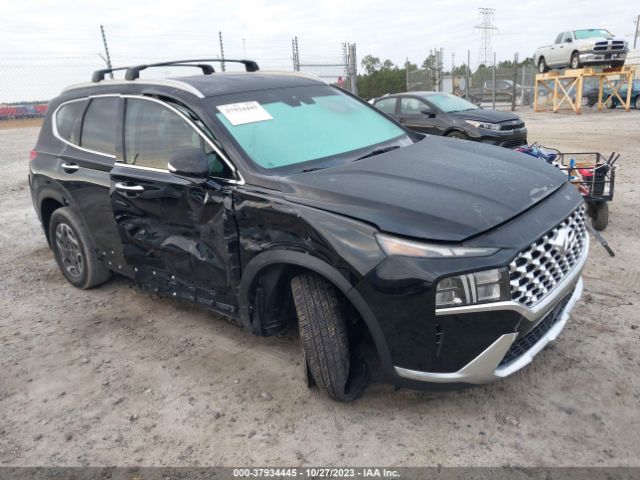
[421,108,436,118]
[168,148,209,180]
[565,37,572,43]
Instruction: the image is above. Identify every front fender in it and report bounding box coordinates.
[238,249,395,377]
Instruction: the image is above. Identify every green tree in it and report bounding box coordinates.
[361,55,381,75]
[357,57,406,99]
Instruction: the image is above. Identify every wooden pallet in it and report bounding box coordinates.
[534,66,635,114]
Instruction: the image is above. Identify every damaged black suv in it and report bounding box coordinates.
[29,59,588,401]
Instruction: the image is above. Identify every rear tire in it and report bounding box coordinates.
[49,207,111,289]
[291,272,368,402]
[635,96,640,110]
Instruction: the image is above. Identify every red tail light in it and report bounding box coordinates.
[29,149,37,161]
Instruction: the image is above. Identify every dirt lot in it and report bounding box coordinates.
[1,109,639,467]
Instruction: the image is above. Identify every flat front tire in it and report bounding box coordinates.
[49,207,111,289]
[291,272,368,402]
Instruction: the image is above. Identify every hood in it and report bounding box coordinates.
[279,136,568,242]
[449,109,523,124]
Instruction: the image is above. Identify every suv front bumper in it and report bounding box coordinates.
[393,235,588,385]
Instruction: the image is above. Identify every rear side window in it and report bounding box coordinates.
[124,98,233,178]
[375,97,396,114]
[80,98,119,156]
[55,100,87,144]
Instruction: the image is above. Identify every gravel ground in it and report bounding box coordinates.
[1,109,639,467]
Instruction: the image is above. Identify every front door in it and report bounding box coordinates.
[109,96,240,308]
[398,97,441,135]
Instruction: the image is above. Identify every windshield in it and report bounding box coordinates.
[573,29,613,39]
[209,85,408,170]
[420,93,479,113]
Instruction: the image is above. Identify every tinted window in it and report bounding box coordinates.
[555,33,563,44]
[375,97,396,114]
[124,99,232,178]
[81,98,119,155]
[400,97,425,114]
[55,100,87,144]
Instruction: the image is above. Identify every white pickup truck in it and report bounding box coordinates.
[534,29,628,73]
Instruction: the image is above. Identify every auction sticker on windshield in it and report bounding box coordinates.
[217,101,274,126]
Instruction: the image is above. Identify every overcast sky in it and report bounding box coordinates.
[1,0,638,101]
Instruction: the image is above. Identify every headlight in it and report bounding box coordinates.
[436,268,510,307]
[376,233,498,258]
[464,120,501,131]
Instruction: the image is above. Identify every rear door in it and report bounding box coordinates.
[51,96,128,271]
[109,96,241,307]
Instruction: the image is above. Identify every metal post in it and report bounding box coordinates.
[511,53,518,111]
[405,57,409,92]
[634,15,640,49]
[466,50,470,100]
[348,43,358,95]
[492,52,496,110]
[522,65,526,106]
[218,31,225,72]
[99,25,113,79]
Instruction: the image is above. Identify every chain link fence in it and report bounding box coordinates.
[407,62,538,111]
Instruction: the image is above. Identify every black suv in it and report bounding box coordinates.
[29,59,588,401]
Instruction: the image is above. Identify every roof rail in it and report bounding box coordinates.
[91,58,260,83]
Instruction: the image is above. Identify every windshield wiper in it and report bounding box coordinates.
[354,145,400,161]
[300,166,326,173]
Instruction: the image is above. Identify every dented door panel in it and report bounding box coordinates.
[109,164,240,306]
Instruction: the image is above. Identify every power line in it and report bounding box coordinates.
[474,7,498,67]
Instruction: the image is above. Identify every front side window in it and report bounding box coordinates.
[400,98,425,114]
[375,97,397,114]
[81,97,119,155]
[124,98,232,178]
[55,100,87,144]
[210,85,408,171]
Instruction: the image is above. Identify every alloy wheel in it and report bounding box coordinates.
[55,223,84,278]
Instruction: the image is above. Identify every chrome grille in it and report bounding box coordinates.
[509,207,587,307]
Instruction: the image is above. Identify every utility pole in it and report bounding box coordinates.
[634,14,639,49]
[474,8,498,67]
[218,31,225,72]
[99,25,113,79]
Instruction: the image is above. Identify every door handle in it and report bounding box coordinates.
[114,182,145,193]
[60,162,79,172]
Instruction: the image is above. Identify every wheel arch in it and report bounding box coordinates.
[38,191,66,246]
[238,250,395,376]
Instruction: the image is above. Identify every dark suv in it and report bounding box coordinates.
[29,59,588,401]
